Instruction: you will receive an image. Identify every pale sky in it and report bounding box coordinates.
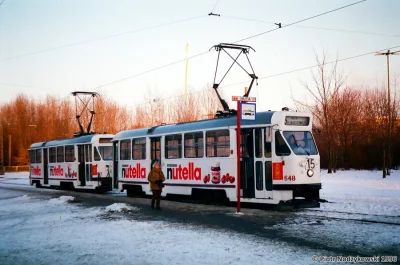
[0,0,399,112]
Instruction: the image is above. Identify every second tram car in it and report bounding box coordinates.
[29,134,114,192]
[113,110,321,206]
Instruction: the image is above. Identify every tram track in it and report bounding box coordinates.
[297,209,400,226]
[3,182,400,228]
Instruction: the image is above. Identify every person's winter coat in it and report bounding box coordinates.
[148,169,166,191]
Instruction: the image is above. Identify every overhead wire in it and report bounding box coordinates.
[221,15,400,38]
[233,0,367,43]
[118,43,400,112]
[0,15,206,62]
[211,0,220,13]
[220,44,400,88]
[93,51,211,89]
[1,0,369,108]
[90,0,367,90]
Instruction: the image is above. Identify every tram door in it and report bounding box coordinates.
[77,144,92,186]
[150,137,162,166]
[43,148,49,185]
[78,145,86,186]
[113,141,119,189]
[240,128,273,199]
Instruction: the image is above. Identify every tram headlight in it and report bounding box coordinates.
[307,169,314,177]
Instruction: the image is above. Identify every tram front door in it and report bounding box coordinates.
[240,127,273,199]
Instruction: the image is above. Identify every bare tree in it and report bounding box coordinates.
[362,88,389,177]
[330,87,363,169]
[294,51,346,173]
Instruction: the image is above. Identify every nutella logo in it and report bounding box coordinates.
[122,163,146,178]
[167,162,201,181]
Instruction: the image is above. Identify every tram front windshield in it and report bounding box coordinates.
[98,146,113,160]
[283,131,318,156]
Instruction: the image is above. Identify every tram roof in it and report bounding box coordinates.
[29,134,114,149]
[113,111,275,140]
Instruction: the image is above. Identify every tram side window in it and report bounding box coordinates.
[132,138,146,160]
[184,132,204,158]
[49,147,56,163]
[65,145,75,162]
[85,145,92,162]
[29,150,36,163]
[165,134,182,159]
[275,131,291,156]
[265,127,272,158]
[57,146,64,163]
[120,139,131,160]
[206,130,230,157]
[35,149,42,163]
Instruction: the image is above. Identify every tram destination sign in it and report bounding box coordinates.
[232,96,256,102]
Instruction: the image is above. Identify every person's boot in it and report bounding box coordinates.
[151,204,155,209]
[156,206,161,210]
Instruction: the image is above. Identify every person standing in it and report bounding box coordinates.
[147,161,165,210]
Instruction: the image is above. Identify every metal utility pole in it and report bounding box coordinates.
[376,50,400,177]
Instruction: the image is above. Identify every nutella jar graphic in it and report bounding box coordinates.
[211,161,221,184]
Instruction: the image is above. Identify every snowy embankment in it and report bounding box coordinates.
[318,169,400,217]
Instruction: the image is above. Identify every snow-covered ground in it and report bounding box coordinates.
[0,186,331,265]
[315,169,400,220]
[1,170,399,264]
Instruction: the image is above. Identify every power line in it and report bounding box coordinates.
[0,15,206,62]
[221,15,400,38]
[233,0,367,43]
[0,0,6,7]
[0,81,41,89]
[1,0,369,101]
[120,44,400,111]
[92,1,368,90]
[211,0,220,13]
[220,45,400,88]
[93,51,211,89]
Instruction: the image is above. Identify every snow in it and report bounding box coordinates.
[0,171,31,186]
[105,203,139,212]
[316,169,400,218]
[0,191,331,265]
[49,196,75,204]
[1,170,400,264]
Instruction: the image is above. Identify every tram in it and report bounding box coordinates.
[29,134,115,192]
[112,109,321,206]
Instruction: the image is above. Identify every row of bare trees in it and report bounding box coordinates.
[297,52,400,176]
[1,54,399,174]
[0,87,221,166]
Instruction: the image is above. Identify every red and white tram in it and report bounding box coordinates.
[112,110,321,206]
[29,134,114,192]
